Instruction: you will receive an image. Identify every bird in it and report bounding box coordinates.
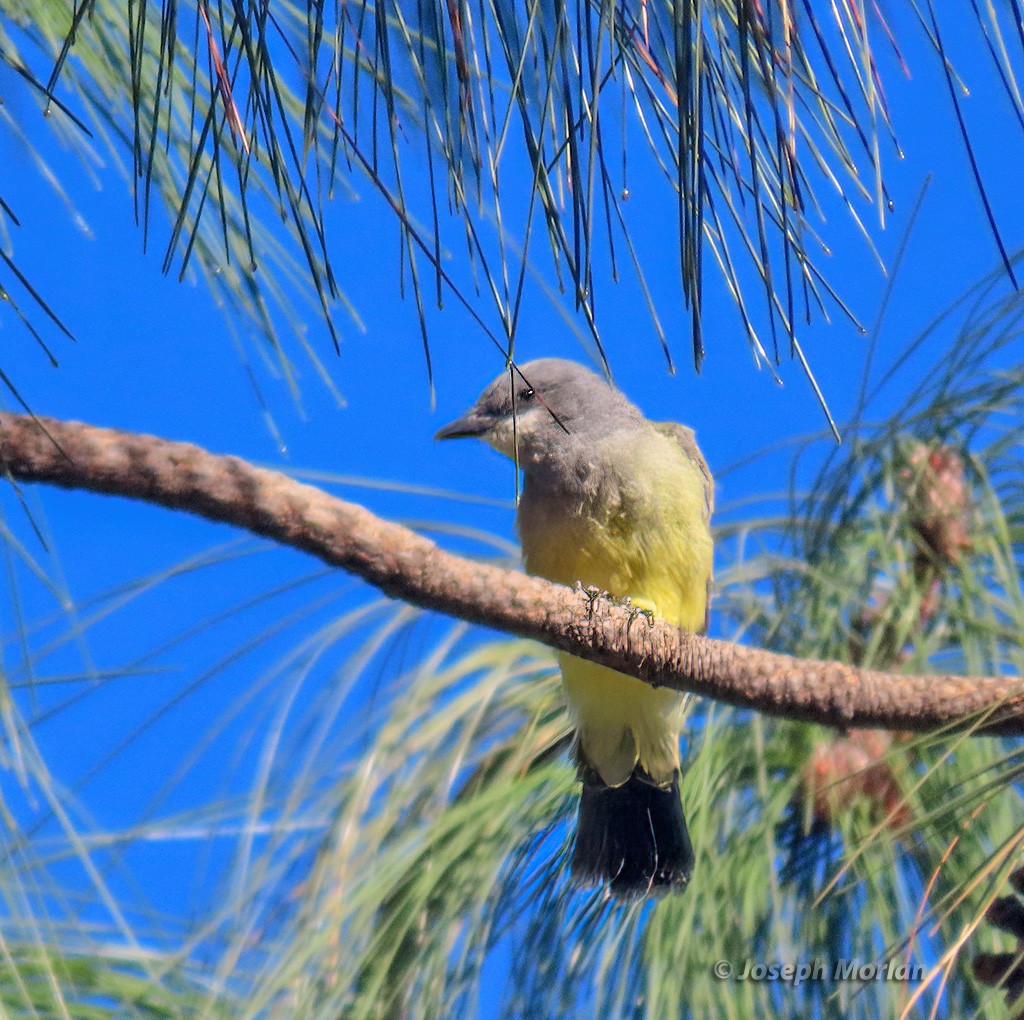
[435,358,713,897]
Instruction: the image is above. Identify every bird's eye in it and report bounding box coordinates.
[518,387,535,402]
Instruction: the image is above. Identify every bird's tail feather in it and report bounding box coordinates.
[571,767,693,897]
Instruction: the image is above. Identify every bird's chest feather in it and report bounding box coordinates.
[516,438,711,629]
[519,480,634,591]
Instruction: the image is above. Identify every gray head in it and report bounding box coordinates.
[435,358,642,465]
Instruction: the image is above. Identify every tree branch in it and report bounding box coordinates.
[2,412,1022,734]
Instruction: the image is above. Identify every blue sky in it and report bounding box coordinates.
[2,0,1023,981]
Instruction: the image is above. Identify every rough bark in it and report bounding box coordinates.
[2,411,1022,734]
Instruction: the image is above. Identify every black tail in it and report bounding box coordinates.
[571,768,694,897]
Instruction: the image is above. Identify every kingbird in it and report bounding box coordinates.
[436,359,713,896]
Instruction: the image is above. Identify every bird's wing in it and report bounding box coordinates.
[652,421,714,522]
[653,421,714,635]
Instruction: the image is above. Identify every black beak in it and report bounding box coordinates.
[434,409,492,441]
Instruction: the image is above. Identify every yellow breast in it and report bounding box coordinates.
[519,430,711,629]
